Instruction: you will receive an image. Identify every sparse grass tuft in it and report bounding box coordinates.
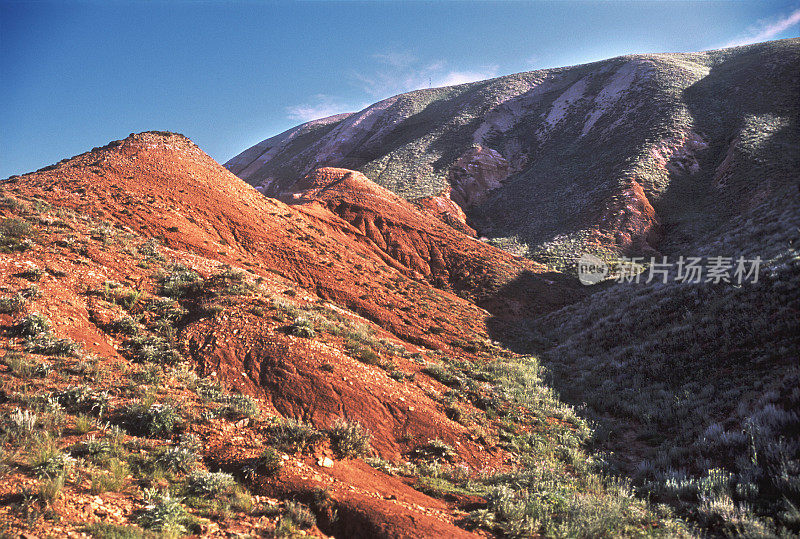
[264,419,324,454]
[289,317,316,338]
[117,402,182,437]
[138,494,189,534]
[186,470,236,497]
[329,420,372,459]
[0,293,27,313]
[158,264,203,298]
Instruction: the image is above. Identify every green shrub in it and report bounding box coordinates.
[282,500,316,529]
[84,522,146,539]
[3,408,37,440]
[131,364,163,385]
[410,439,456,462]
[137,238,164,261]
[117,402,182,437]
[2,351,40,378]
[25,334,80,356]
[310,488,338,525]
[247,447,282,478]
[215,268,257,296]
[17,266,44,282]
[156,446,198,473]
[159,265,203,298]
[110,316,140,336]
[0,293,26,313]
[0,217,33,239]
[91,458,130,494]
[0,218,33,253]
[28,435,76,477]
[52,385,109,416]
[38,473,65,504]
[422,364,464,388]
[186,470,236,497]
[349,343,380,365]
[14,312,50,337]
[74,435,114,461]
[221,393,261,419]
[289,317,316,338]
[74,414,95,434]
[138,494,188,534]
[197,385,261,419]
[123,335,180,365]
[264,419,324,454]
[329,420,372,459]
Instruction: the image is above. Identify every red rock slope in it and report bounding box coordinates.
[0,131,584,536]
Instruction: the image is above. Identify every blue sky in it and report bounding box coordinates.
[1,0,799,178]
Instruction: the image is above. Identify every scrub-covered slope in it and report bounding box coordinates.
[0,132,685,537]
[227,38,800,267]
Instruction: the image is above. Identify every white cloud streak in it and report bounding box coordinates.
[354,51,498,98]
[285,50,500,123]
[724,8,800,47]
[285,94,354,122]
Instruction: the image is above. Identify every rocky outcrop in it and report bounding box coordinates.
[592,180,662,255]
[286,167,583,316]
[448,146,511,207]
[413,190,476,236]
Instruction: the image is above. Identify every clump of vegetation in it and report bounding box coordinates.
[25,334,80,356]
[3,408,38,441]
[197,385,261,419]
[0,217,33,252]
[0,293,27,313]
[213,267,257,296]
[348,343,380,365]
[328,420,372,459]
[16,265,44,282]
[90,458,130,494]
[289,316,315,338]
[28,435,76,478]
[109,316,141,336]
[52,385,109,416]
[220,393,261,419]
[156,446,198,473]
[158,264,203,298]
[422,364,464,388]
[137,238,165,262]
[138,493,190,534]
[264,419,323,454]
[410,439,456,463]
[12,312,81,356]
[38,473,66,505]
[123,334,180,365]
[186,470,235,497]
[277,501,316,535]
[117,402,182,437]
[244,447,282,480]
[14,312,51,337]
[2,351,50,379]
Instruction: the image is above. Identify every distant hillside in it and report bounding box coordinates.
[227,38,800,268]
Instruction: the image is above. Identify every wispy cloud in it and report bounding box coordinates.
[285,51,499,123]
[724,7,800,47]
[285,94,354,122]
[354,50,498,98]
[523,55,539,70]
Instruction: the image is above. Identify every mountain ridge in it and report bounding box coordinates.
[227,38,800,269]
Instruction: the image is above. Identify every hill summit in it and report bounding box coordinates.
[227,38,800,268]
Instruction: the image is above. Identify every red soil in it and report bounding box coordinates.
[0,132,584,535]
